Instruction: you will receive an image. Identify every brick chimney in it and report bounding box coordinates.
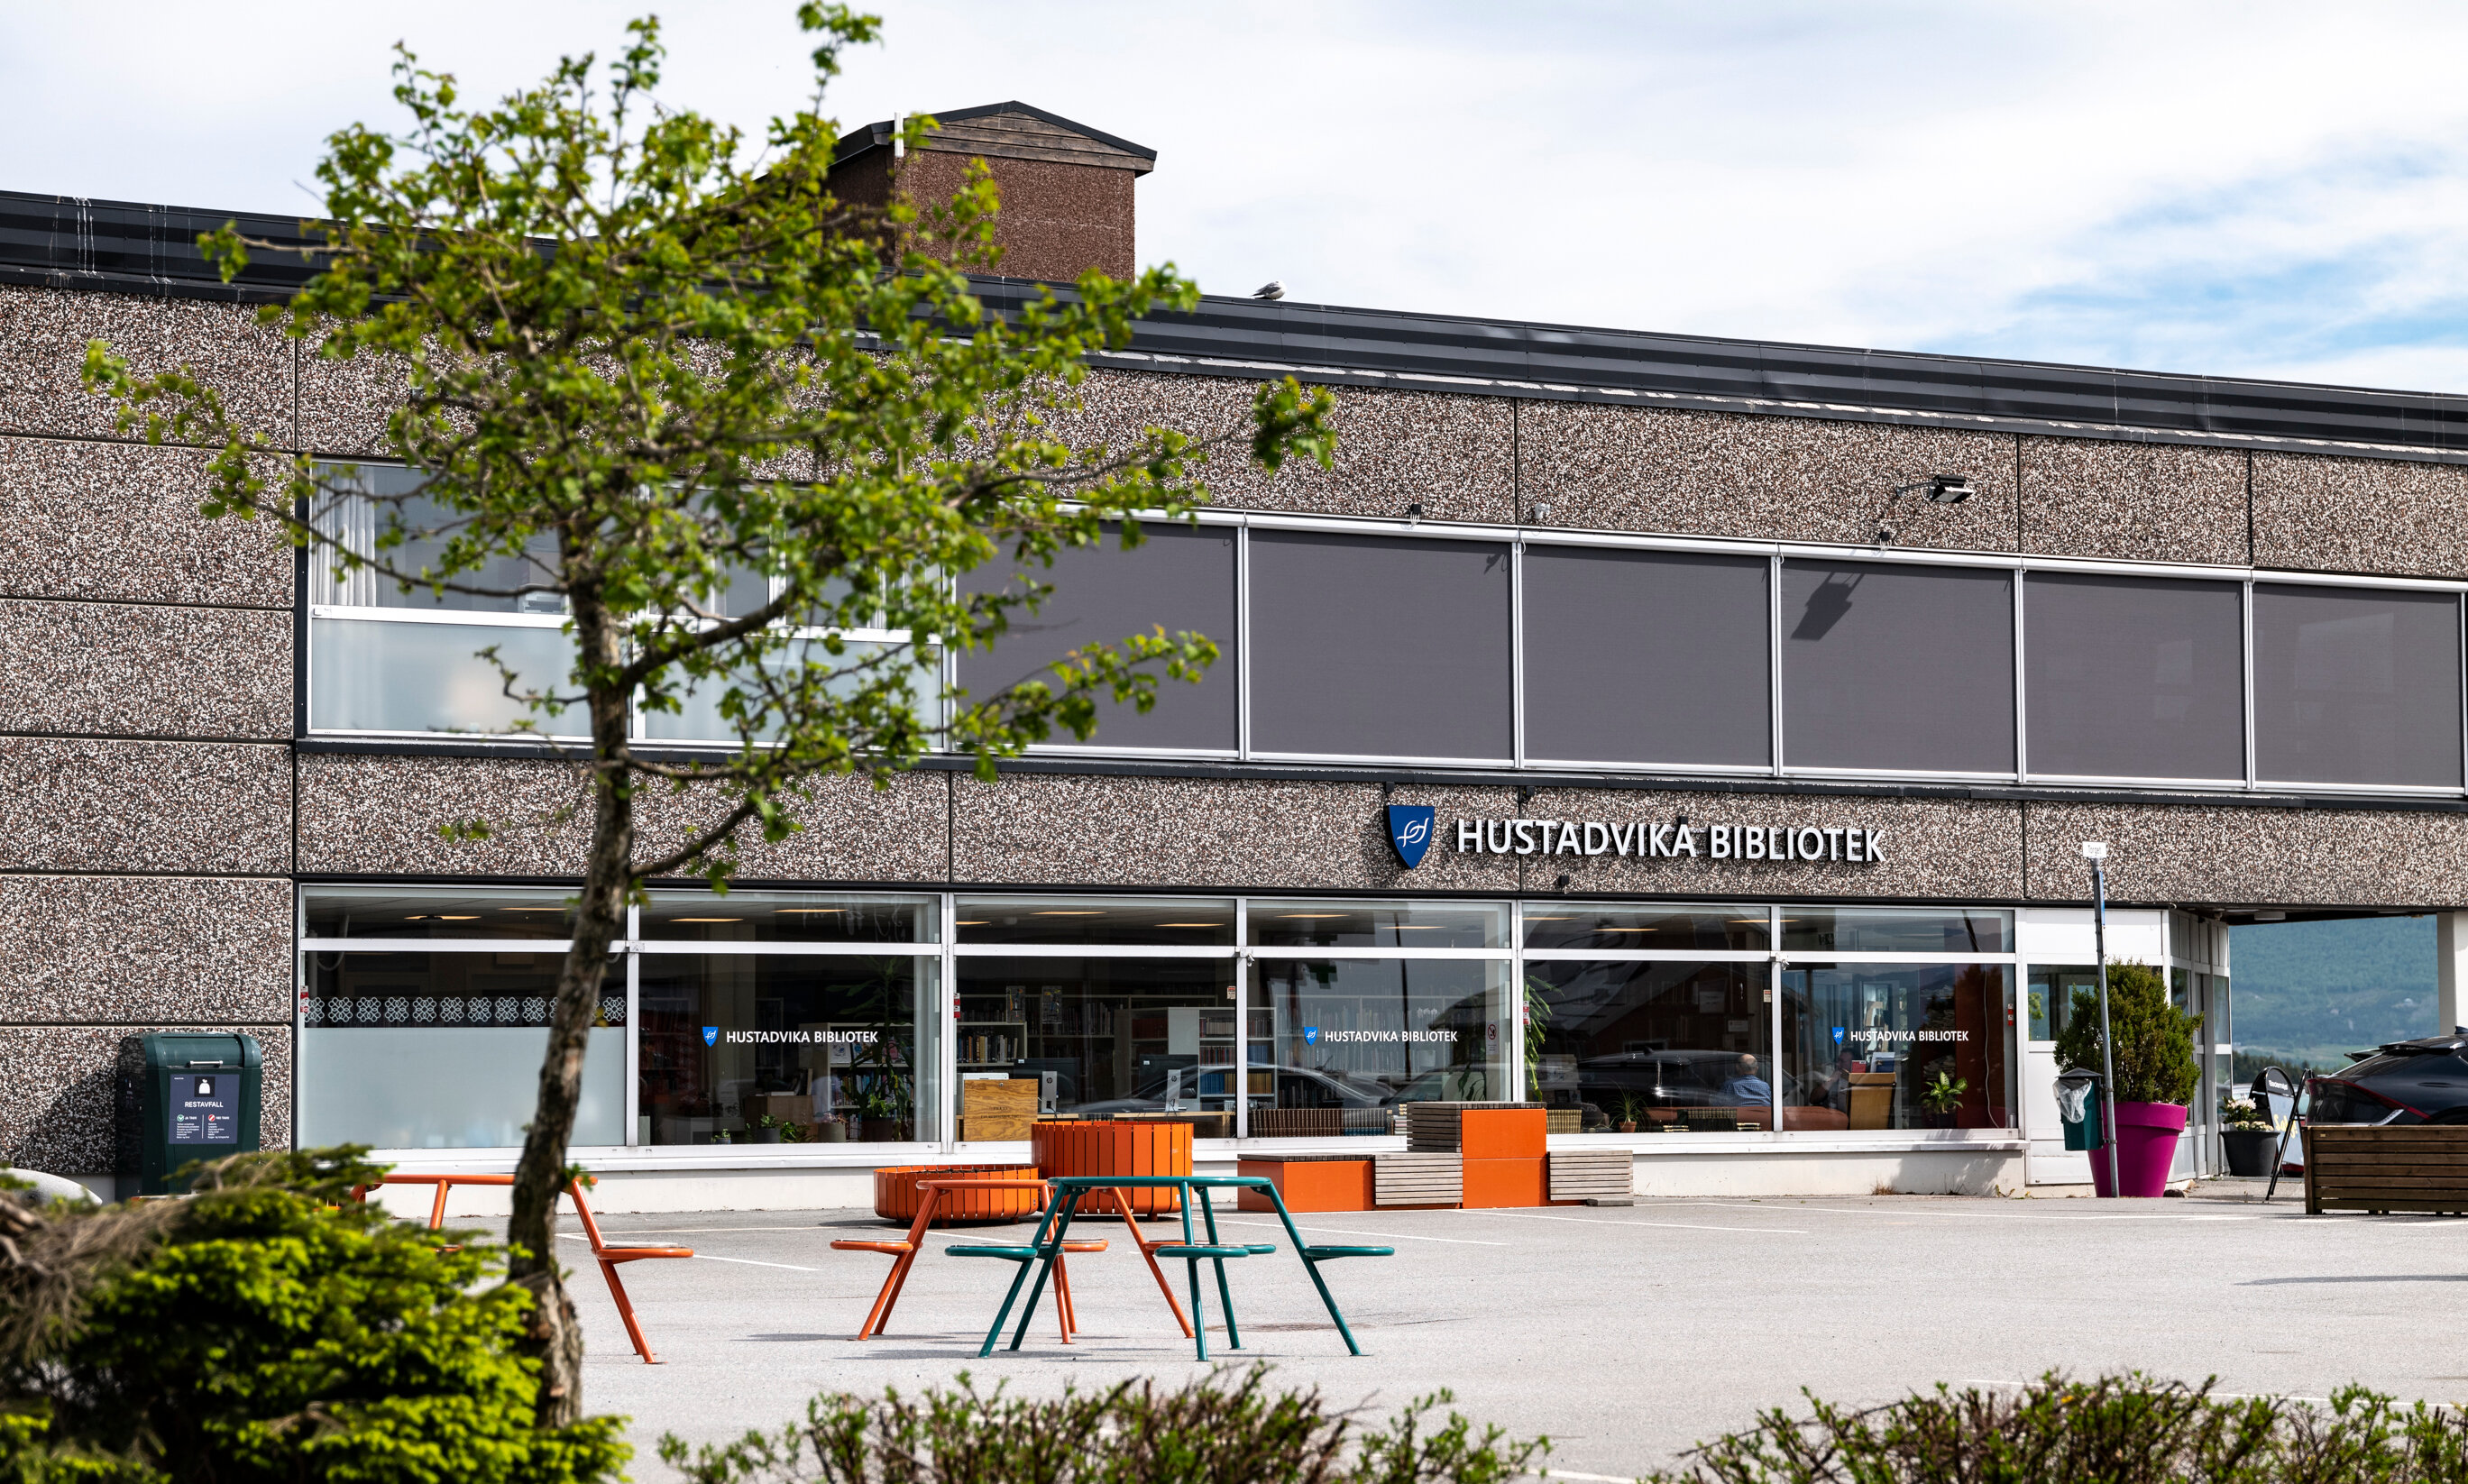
[829,102,1155,281]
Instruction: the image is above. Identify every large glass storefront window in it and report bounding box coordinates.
[952,897,1236,1136]
[299,889,2021,1152]
[299,888,626,1149]
[638,892,937,1146]
[1248,900,1511,1137]
[1780,964,2014,1131]
[1525,905,1773,1132]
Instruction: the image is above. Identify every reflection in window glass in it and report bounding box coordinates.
[1523,906,1768,952]
[1522,548,1771,767]
[640,893,934,944]
[2252,584,2463,788]
[1782,561,2015,774]
[1248,900,1507,949]
[2025,573,2244,780]
[954,957,1237,1129]
[1250,959,1508,1136]
[310,466,564,614]
[309,617,580,736]
[1780,909,2012,954]
[2025,965,2096,1042]
[956,898,1235,948]
[1248,530,1513,761]
[1528,962,1770,1131]
[304,890,574,940]
[638,638,939,744]
[958,523,1239,753]
[1780,965,2013,1131]
[638,954,934,1146]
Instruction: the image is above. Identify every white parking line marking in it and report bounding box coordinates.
[1474,1210,1807,1235]
[557,1233,822,1272]
[1217,1218,1509,1247]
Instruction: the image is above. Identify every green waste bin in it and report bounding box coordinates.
[133,1033,261,1195]
[2055,1067,2105,1153]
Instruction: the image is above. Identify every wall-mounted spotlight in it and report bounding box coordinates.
[1895,474,1977,505]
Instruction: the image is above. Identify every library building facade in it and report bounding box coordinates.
[3,102,2464,1205]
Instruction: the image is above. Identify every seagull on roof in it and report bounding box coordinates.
[1252,281,1285,300]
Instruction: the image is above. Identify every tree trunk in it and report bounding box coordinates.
[507,595,633,1428]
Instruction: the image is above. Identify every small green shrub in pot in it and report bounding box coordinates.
[2051,960,2201,1105]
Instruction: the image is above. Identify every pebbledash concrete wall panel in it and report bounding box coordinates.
[1060,371,1518,525]
[2017,436,2250,566]
[1514,401,2018,552]
[950,773,1522,894]
[295,752,950,884]
[1513,789,2026,902]
[2252,452,2468,580]
[0,437,293,608]
[0,1024,292,1177]
[0,737,289,875]
[2021,800,2468,911]
[0,287,294,445]
[0,599,292,739]
[0,875,293,1024]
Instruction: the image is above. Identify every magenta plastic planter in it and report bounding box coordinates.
[2089,1101,2188,1197]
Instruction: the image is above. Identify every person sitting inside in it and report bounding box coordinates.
[1721,1054,1772,1107]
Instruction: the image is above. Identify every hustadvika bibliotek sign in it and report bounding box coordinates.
[1382,804,1885,870]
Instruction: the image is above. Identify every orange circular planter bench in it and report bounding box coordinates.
[872,1163,1041,1223]
[1031,1120,1191,1214]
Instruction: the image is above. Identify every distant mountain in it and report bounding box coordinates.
[2227,916,2439,1065]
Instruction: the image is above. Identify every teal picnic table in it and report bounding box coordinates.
[978,1174,1392,1360]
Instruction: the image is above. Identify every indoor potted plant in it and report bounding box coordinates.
[1612,1093,1641,1134]
[2052,960,2201,1197]
[752,1114,785,1145]
[1918,1068,1968,1129]
[2219,1095,2277,1177]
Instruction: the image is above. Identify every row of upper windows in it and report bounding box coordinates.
[305,508,2467,792]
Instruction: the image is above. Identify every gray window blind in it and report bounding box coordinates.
[2254,584,2463,787]
[1524,548,1769,766]
[958,523,1238,752]
[1249,529,1513,760]
[2024,573,2243,780]
[1781,561,2014,774]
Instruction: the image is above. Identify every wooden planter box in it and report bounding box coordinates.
[871,1163,1041,1223]
[1548,1148,1634,1202]
[1374,1151,1462,1207]
[1031,1119,1191,1214]
[2304,1124,2468,1214]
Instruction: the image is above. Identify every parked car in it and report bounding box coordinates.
[2305,1036,2468,1126]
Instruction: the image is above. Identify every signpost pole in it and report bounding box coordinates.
[2086,844,2122,1199]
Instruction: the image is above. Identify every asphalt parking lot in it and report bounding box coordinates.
[552,1181,2468,1480]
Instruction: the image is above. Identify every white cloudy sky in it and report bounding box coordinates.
[8,2,2468,390]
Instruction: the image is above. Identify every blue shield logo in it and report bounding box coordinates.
[702,1026,719,1047]
[1386,804,1436,868]
[1303,1026,1319,1046]
[1831,1026,1845,1046]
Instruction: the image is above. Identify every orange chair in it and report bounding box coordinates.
[352,1173,692,1364]
[833,1177,1123,1342]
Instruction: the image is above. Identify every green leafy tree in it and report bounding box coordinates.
[1,1150,626,1484]
[82,5,1330,1424]
[2052,960,2202,1104]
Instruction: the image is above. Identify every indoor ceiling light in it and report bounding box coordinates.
[1154,922,1224,929]
[1032,911,1103,916]
[669,917,742,922]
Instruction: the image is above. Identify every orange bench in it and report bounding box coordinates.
[352,1173,691,1364]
